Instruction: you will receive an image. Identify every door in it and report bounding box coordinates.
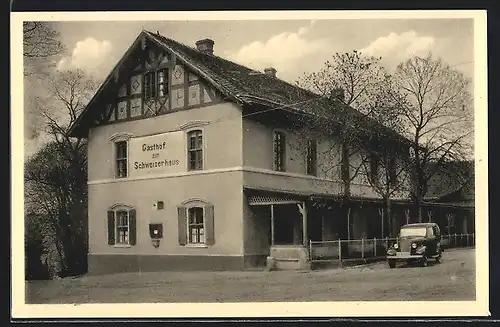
[426,226,437,256]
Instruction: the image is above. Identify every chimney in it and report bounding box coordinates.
[264,67,277,78]
[195,39,215,55]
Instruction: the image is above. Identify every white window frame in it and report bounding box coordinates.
[181,198,209,247]
[109,203,134,248]
[109,133,133,179]
[115,209,130,246]
[187,206,206,245]
[186,128,205,171]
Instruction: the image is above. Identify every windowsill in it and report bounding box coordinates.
[185,244,208,248]
[113,244,131,248]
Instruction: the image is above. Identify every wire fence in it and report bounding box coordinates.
[309,233,475,264]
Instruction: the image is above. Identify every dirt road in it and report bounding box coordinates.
[25,248,475,303]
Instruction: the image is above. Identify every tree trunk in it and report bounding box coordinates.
[416,197,423,223]
[384,197,392,237]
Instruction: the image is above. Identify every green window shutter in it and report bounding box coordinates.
[107,210,115,245]
[129,209,137,245]
[205,204,215,245]
[177,206,187,245]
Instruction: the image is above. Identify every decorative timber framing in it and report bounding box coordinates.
[81,32,225,131]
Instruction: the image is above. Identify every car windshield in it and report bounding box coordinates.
[400,227,427,237]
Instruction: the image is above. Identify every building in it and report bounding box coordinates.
[423,160,475,235]
[69,30,470,275]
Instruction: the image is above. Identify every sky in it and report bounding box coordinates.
[24,18,475,157]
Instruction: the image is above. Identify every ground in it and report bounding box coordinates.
[25,248,475,303]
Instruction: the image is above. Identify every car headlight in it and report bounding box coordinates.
[393,243,398,249]
[411,243,417,249]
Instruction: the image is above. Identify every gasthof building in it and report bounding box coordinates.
[69,30,473,275]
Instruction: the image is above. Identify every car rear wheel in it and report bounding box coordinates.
[436,255,441,264]
[388,260,396,269]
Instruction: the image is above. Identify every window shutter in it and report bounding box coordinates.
[129,209,137,245]
[205,204,215,245]
[177,206,187,245]
[107,210,115,245]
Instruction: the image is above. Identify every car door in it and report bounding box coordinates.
[426,226,437,255]
[433,225,442,254]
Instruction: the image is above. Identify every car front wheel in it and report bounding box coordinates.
[420,257,428,267]
[388,260,396,269]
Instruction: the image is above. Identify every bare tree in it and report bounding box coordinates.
[24,69,97,277]
[23,21,65,76]
[296,51,398,196]
[389,54,473,222]
[294,51,408,239]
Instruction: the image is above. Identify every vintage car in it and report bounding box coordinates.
[386,222,442,268]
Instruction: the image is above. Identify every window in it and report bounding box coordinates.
[144,69,169,100]
[306,139,317,176]
[273,131,286,172]
[157,69,168,97]
[188,130,203,170]
[115,141,128,178]
[177,201,215,246]
[116,210,130,244]
[107,207,137,246]
[144,71,156,100]
[188,207,205,244]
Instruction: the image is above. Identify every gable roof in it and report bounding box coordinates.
[68,30,411,145]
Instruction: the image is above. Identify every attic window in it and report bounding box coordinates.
[144,69,168,100]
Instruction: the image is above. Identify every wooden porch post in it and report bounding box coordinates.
[347,207,351,240]
[270,204,275,246]
[297,202,308,246]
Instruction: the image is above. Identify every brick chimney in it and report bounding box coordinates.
[195,39,215,55]
[264,67,277,78]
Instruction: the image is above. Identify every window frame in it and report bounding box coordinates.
[157,68,169,98]
[115,140,128,178]
[187,206,205,245]
[306,138,318,176]
[108,204,136,248]
[178,198,215,247]
[187,129,204,171]
[109,133,133,179]
[273,130,286,172]
[143,70,157,100]
[115,209,130,245]
[144,68,169,101]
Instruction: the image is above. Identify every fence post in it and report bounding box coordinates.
[454,233,457,247]
[361,238,365,260]
[472,233,475,246]
[385,237,388,250]
[338,239,342,262]
[374,238,377,258]
[466,233,469,247]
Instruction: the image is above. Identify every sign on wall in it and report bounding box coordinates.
[128,131,186,177]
